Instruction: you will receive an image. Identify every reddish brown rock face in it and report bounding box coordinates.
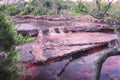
[99,56,120,80]
[15,15,119,80]
[18,32,117,62]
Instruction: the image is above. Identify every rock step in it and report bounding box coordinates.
[19,38,117,65]
[27,43,108,66]
[17,24,114,37]
[17,32,117,63]
[18,29,39,36]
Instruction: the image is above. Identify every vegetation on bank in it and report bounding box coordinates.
[0,0,120,19]
[0,12,34,80]
[0,0,70,16]
[0,12,20,80]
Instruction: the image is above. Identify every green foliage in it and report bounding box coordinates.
[20,4,34,15]
[0,12,21,80]
[109,3,120,18]
[56,1,62,13]
[111,14,120,18]
[94,2,110,18]
[110,77,115,80]
[6,5,19,16]
[47,8,57,15]
[30,0,43,6]
[24,4,34,13]
[100,2,107,11]
[0,12,35,80]
[0,12,35,48]
[0,4,19,16]
[0,50,21,80]
[42,0,53,8]
[29,0,38,6]
[0,4,5,11]
[16,34,35,45]
[72,1,114,19]
[56,0,69,10]
[111,78,115,80]
[0,12,18,51]
[33,6,45,15]
[15,1,27,12]
[0,0,72,16]
[29,0,55,15]
[0,11,35,48]
[73,2,88,14]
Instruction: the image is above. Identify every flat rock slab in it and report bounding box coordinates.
[16,23,39,36]
[16,23,39,30]
[15,18,114,35]
[69,22,113,32]
[17,32,117,62]
[51,32,117,45]
[19,60,69,80]
[58,51,120,80]
[100,56,120,80]
[58,55,96,80]
[19,50,120,80]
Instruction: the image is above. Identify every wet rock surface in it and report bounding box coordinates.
[15,15,114,36]
[14,15,120,80]
[100,56,120,80]
[57,51,120,80]
[18,29,39,36]
[19,49,120,80]
[16,24,39,36]
[19,60,69,80]
[17,32,117,62]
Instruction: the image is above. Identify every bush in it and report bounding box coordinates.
[29,0,42,6]
[6,5,19,16]
[73,2,88,14]
[16,34,35,45]
[15,1,27,12]
[0,12,35,80]
[0,4,19,16]
[33,6,45,15]
[0,4,5,11]
[55,0,70,14]
[56,0,69,9]
[46,8,57,15]
[42,0,53,8]
[0,50,21,80]
[0,12,20,80]
[0,12,18,50]
[19,4,34,15]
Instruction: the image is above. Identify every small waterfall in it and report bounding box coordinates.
[58,27,64,34]
[38,30,43,36]
[39,27,66,36]
[49,28,57,35]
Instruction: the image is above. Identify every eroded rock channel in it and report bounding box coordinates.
[15,15,120,80]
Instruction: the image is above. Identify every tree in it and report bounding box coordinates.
[93,18,120,80]
[76,1,120,80]
[77,0,114,19]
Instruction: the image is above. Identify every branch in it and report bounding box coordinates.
[94,48,120,80]
[78,8,102,19]
[78,0,114,19]
[102,0,114,17]
[78,2,102,19]
[95,0,101,11]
